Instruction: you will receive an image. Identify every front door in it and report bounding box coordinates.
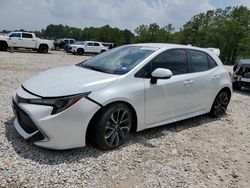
[144,49,196,125]
[8,32,22,47]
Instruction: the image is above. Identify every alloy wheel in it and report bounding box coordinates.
[213,92,229,117]
[104,108,131,148]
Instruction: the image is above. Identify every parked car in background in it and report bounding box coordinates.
[53,38,75,50]
[69,41,108,55]
[12,43,232,150]
[102,42,115,49]
[0,32,53,53]
[66,41,86,53]
[232,59,250,90]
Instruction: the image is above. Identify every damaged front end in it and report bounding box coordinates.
[232,59,250,90]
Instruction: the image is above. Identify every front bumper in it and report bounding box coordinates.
[232,74,250,88]
[12,86,100,150]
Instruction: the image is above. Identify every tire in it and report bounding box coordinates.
[0,41,8,51]
[233,82,241,90]
[38,44,48,53]
[77,48,84,55]
[100,50,106,53]
[209,90,230,118]
[93,103,133,150]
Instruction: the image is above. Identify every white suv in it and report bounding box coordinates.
[69,41,108,55]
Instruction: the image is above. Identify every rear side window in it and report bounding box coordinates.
[189,50,209,72]
[94,43,100,46]
[189,50,218,72]
[208,55,218,69]
[22,33,33,38]
[151,49,188,75]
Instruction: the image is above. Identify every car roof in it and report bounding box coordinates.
[131,43,206,50]
[130,43,220,57]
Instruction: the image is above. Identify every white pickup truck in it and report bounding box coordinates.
[0,32,53,53]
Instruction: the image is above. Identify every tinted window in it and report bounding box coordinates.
[151,49,188,75]
[9,32,21,37]
[70,40,75,44]
[190,50,209,72]
[64,40,69,44]
[208,55,218,69]
[94,43,100,46]
[22,33,33,38]
[87,42,93,46]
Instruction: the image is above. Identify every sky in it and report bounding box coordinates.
[0,0,250,32]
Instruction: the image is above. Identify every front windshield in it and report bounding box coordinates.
[77,46,156,75]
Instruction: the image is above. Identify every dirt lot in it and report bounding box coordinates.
[0,50,250,188]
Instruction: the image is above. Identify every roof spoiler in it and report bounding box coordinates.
[207,48,220,57]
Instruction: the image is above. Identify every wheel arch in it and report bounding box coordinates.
[39,43,49,48]
[219,87,232,101]
[85,100,138,145]
[209,86,232,112]
[0,40,8,50]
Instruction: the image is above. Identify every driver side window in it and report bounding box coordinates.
[136,49,188,78]
[9,32,21,38]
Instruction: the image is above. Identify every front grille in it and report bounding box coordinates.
[243,70,250,78]
[12,100,38,134]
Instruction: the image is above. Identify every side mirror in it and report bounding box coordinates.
[150,68,173,84]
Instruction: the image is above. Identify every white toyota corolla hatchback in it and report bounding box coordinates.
[12,43,232,150]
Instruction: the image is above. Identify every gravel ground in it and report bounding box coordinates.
[0,50,250,188]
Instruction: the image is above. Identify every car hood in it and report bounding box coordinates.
[0,35,8,40]
[23,65,119,97]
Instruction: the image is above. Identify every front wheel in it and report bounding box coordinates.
[94,103,133,150]
[77,48,84,55]
[209,90,230,118]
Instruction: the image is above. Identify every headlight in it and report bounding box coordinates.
[29,92,90,114]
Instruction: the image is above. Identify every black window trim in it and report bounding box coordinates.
[135,48,190,78]
[187,49,218,73]
[21,32,33,39]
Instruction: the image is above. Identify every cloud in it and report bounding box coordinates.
[0,0,218,31]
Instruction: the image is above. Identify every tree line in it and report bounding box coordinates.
[1,6,250,64]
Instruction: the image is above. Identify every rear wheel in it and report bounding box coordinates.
[38,44,48,53]
[94,103,132,150]
[209,90,230,118]
[77,48,84,55]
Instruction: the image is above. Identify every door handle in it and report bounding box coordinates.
[212,75,220,79]
[184,79,194,85]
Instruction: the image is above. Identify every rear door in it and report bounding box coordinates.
[21,33,36,48]
[187,49,220,111]
[93,42,101,53]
